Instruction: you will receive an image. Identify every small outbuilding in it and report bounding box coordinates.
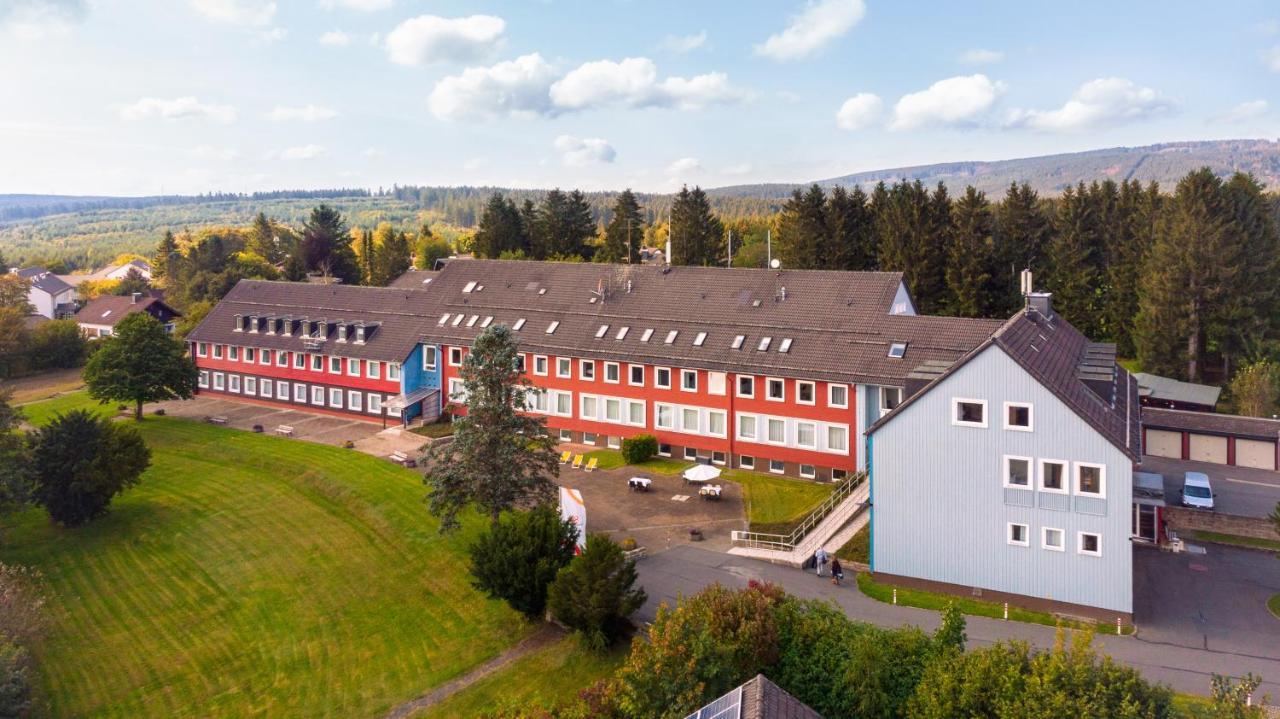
[75,292,181,338]
[1135,372,1221,412]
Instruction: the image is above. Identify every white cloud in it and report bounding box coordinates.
[890,74,1005,130]
[118,97,238,123]
[755,0,866,61]
[660,30,707,53]
[267,104,339,122]
[190,145,239,160]
[1004,77,1172,132]
[189,0,276,27]
[319,30,351,46]
[553,135,616,166]
[1216,99,1269,123]
[256,26,286,42]
[959,48,1003,65]
[550,57,747,111]
[361,147,385,157]
[776,90,802,104]
[278,144,325,160]
[385,14,504,67]
[721,163,753,176]
[427,53,558,121]
[1264,46,1280,72]
[0,0,88,39]
[665,157,702,176]
[836,92,882,130]
[323,0,393,10]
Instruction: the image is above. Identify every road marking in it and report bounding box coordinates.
[1218,476,1280,489]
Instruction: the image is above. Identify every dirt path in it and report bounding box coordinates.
[5,368,84,404]
[383,623,566,719]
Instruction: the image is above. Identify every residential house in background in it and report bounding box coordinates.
[12,267,76,319]
[75,292,181,338]
[867,280,1141,621]
[56,259,153,290]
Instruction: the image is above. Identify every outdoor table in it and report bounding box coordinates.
[628,477,652,492]
[698,485,722,500]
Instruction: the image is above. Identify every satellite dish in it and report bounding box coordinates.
[770,259,781,269]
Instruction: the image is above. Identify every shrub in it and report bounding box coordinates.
[469,505,578,618]
[29,320,87,370]
[620,435,657,465]
[0,637,31,718]
[29,409,151,526]
[547,535,646,651]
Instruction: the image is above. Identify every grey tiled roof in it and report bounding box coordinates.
[15,267,73,295]
[76,293,179,328]
[416,259,1002,386]
[1142,406,1280,441]
[387,268,439,290]
[185,280,437,363]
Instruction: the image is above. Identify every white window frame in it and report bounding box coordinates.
[1007,522,1030,547]
[213,372,225,390]
[1003,401,1034,432]
[707,410,727,438]
[580,359,596,381]
[737,413,758,441]
[1038,458,1069,494]
[604,397,622,423]
[213,344,224,359]
[1042,527,1065,552]
[551,390,573,417]
[879,386,902,416]
[366,360,380,380]
[367,393,383,415]
[423,346,438,372]
[259,349,271,366]
[553,357,571,379]
[1077,531,1103,557]
[1074,462,1106,499]
[680,369,698,393]
[347,358,360,377]
[708,371,727,396]
[276,350,288,367]
[448,347,463,367]
[796,381,816,406]
[604,362,620,384]
[329,356,342,374]
[229,374,241,393]
[311,354,323,371]
[655,367,672,390]
[197,342,208,357]
[198,370,209,388]
[654,402,676,430]
[626,399,646,427]
[736,374,755,398]
[768,459,785,474]
[680,407,700,433]
[799,464,816,479]
[683,446,698,460]
[277,381,290,401]
[311,386,325,406]
[795,421,817,449]
[326,387,341,408]
[628,364,644,386]
[580,394,599,421]
[294,383,307,403]
[348,390,363,412]
[1002,454,1033,489]
[229,346,239,361]
[828,383,848,409]
[387,363,401,381]
[260,378,272,397]
[739,455,755,470]
[765,418,787,445]
[951,397,988,428]
[242,347,253,363]
[766,377,785,402]
[447,378,466,403]
[825,425,849,454]
[294,352,306,369]
[534,355,549,376]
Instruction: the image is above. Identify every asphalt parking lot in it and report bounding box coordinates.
[1133,542,1280,660]
[1140,455,1280,518]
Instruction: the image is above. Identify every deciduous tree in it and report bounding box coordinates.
[30,409,151,526]
[83,313,199,420]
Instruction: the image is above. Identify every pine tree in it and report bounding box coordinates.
[373,229,411,286]
[356,228,375,285]
[1221,173,1280,377]
[826,185,875,270]
[151,230,177,282]
[299,204,360,283]
[602,189,644,263]
[249,211,278,262]
[1104,181,1159,356]
[473,193,525,259]
[875,180,949,314]
[992,183,1051,315]
[777,184,827,269]
[563,190,596,259]
[945,187,997,317]
[669,186,725,266]
[1045,184,1104,337]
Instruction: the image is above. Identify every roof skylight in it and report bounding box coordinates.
[665,330,678,344]
[888,342,907,359]
[512,318,526,331]
[693,332,707,346]
[731,335,745,349]
[438,313,450,325]
[480,316,493,328]
[546,321,560,334]
[463,281,477,293]
[778,338,792,353]
[616,326,629,340]
[640,328,654,342]
[466,315,479,327]
[451,314,464,326]
[757,336,772,351]
[595,324,610,338]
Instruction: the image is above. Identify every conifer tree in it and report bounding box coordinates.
[151,230,178,282]
[1104,181,1159,356]
[992,183,1051,316]
[299,204,359,284]
[1045,184,1104,337]
[777,184,827,269]
[473,193,525,259]
[875,180,949,314]
[826,185,875,270]
[1221,172,1280,376]
[249,211,279,262]
[669,186,725,267]
[945,187,997,317]
[375,230,412,286]
[602,189,644,263]
[356,228,375,285]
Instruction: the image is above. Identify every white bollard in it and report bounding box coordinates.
[1116,617,1122,635]
[1246,694,1252,707]
[1003,602,1008,620]
[892,588,897,605]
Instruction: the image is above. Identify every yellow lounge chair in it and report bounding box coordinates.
[584,457,598,472]
[571,454,584,469]
[559,450,572,464]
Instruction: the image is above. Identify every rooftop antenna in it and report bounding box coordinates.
[727,229,733,268]
[766,229,772,268]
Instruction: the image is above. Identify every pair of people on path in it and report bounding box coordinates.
[812,548,844,585]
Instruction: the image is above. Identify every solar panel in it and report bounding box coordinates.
[684,685,742,719]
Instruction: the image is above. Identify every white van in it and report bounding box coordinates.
[1181,471,1214,510]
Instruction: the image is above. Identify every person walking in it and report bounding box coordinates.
[830,557,844,586]
[815,547,828,577]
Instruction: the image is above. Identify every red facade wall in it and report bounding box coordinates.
[193,342,400,394]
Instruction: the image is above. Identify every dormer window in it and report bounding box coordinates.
[355,325,366,344]
[247,316,258,333]
[233,314,243,331]
[265,318,275,335]
[337,325,348,342]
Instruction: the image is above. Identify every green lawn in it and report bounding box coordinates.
[855,572,1133,635]
[17,389,119,428]
[835,525,869,564]
[416,634,626,718]
[1269,593,1280,620]
[583,449,691,475]
[722,469,835,535]
[1185,529,1280,553]
[0,418,533,718]
[408,420,456,438]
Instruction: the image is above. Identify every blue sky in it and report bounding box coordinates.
[1,0,1278,196]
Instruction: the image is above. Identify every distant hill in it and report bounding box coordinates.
[709,139,1280,198]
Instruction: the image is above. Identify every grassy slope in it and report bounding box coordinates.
[416,635,626,718]
[0,418,531,718]
[17,389,118,427]
[723,470,834,535]
[835,525,869,564]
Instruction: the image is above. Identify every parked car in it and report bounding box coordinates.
[1181,471,1215,510]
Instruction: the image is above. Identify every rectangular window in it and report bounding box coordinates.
[799,464,815,479]
[554,391,572,417]
[796,422,816,448]
[1042,527,1065,552]
[708,411,726,437]
[276,351,288,367]
[448,378,466,403]
[605,398,622,423]
[757,336,772,351]
[797,381,815,405]
[767,418,785,444]
[1039,459,1068,494]
[629,364,644,386]
[640,328,654,343]
[294,383,307,402]
[366,360,380,380]
[559,428,572,442]
[766,378,784,401]
[348,391,362,412]
[952,398,987,427]
[1004,402,1033,431]
[627,401,645,426]
[277,382,290,401]
[739,455,754,470]
[387,364,401,381]
[708,372,726,396]
[608,435,621,449]
[828,384,848,408]
[260,378,272,397]
[449,347,463,366]
[731,334,745,350]
[681,369,698,392]
[693,331,707,346]
[329,388,342,408]
[213,372,225,390]
[423,346,438,371]
[604,362,620,383]
[229,346,240,361]
[213,344,224,359]
[681,407,699,433]
[514,354,525,373]
[229,375,241,393]
[534,355,548,375]
[367,393,382,414]
[259,350,271,365]
[583,432,597,445]
[197,342,208,357]
[1076,463,1106,497]
[712,451,726,465]
[1003,455,1032,488]
[658,443,671,457]
[198,370,209,388]
[1078,532,1102,557]
[294,352,305,369]
[769,459,785,474]
[556,358,572,378]
[656,367,671,389]
[683,447,697,460]
[581,395,599,420]
[347,358,360,377]
[243,347,254,363]
[1008,523,1029,547]
[311,386,324,405]
[580,360,596,381]
[879,387,902,415]
[545,320,559,334]
[832,468,847,481]
[312,354,323,371]
[615,326,629,340]
[665,330,679,344]
[827,426,848,453]
[595,324,610,339]
[738,414,757,440]
[737,375,755,398]
[655,403,674,430]
[329,357,342,374]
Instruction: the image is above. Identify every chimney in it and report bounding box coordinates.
[1021,269,1053,318]
[131,292,141,304]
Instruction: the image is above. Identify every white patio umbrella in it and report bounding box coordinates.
[683,464,722,484]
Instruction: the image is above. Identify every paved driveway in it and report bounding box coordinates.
[1134,542,1280,660]
[149,396,389,447]
[1141,455,1280,518]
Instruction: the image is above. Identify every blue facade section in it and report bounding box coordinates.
[398,344,441,421]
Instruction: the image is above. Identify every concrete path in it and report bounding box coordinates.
[635,544,1280,698]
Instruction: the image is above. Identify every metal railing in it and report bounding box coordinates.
[731,470,866,552]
